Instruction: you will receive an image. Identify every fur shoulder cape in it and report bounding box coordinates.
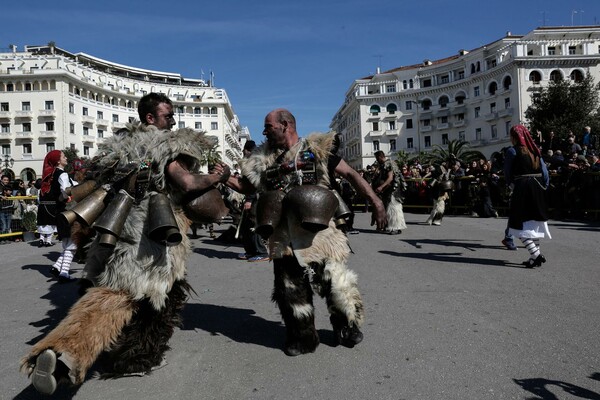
[97,122,217,191]
[239,131,337,191]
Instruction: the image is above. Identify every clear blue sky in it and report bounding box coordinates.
[3,0,598,141]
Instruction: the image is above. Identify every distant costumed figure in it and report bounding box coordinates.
[21,123,229,395]
[372,150,406,234]
[504,125,551,268]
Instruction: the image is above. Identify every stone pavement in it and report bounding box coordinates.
[2,212,599,400]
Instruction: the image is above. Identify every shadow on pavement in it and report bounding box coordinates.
[379,250,527,268]
[513,377,600,400]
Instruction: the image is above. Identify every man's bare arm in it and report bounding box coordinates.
[335,159,387,230]
[166,159,224,194]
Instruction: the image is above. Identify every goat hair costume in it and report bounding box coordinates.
[240,132,364,355]
[21,123,219,387]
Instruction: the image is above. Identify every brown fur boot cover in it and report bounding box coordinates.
[99,279,191,377]
[20,287,136,385]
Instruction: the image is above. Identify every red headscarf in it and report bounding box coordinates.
[510,125,541,158]
[40,150,63,195]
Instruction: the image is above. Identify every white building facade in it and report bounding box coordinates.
[331,26,600,169]
[0,44,249,181]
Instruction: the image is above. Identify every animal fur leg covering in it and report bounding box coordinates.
[386,196,407,231]
[272,257,319,353]
[102,279,190,376]
[20,287,135,385]
[322,260,364,328]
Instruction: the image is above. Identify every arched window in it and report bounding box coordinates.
[570,70,584,82]
[210,107,217,115]
[386,103,397,114]
[455,93,466,104]
[529,71,542,83]
[409,79,414,88]
[194,107,201,114]
[421,99,432,110]
[471,64,475,74]
[503,76,512,90]
[549,70,562,82]
[402,80,407,89]
[488,81,498,95]
[369,105,381,115]
[438,96,449,108]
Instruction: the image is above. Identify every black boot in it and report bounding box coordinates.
[330,314,363,348]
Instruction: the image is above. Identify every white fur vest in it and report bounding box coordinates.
[90,123,215,310]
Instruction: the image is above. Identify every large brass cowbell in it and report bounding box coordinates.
[58,187,108,228]
[148,193,182,246]
[93,190,134,247]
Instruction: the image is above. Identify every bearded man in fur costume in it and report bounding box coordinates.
[217,108,386,356]
[21,93,230,395]
[372,150,407,234]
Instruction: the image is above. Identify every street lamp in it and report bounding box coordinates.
[2,154,14,176]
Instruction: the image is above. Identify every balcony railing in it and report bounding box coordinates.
[498,108,513,117]
[453,120,466,128]
[421,125,433,132]
[0,111,12,119]
[484,112,498,121]
[385,129,399,136]
[39,130,58,138]
[38,109,56,117]
[15,110,33,119]
[369,130,383,137]
[82,115,96,124]
[436,123,449,130]
[97,119,110,127]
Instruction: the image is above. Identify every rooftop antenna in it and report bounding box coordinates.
[572,9,584,26]
[373,54,383,74]
[540,10,549,26]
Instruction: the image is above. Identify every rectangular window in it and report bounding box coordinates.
[83,146,90,156]
[195,122,202,130]
[83,126,89,136]
[82,107,88,116]
[45,121,54,131]
[474,107,480,118]
[440,116,448,124]
[25,83,32,91]
[128,117,135,123]
[457,70,465,80]
[386,84,396,93]
[1,144,10,155]
[423,79,432,87]
[97,111,103,119]
[422,119,431,127]
[388,121,396,130]
[372,122,379,131]
[22,102,31,111]
[442,134,449,145]
[569,46,576,55]
[459,131,465,141]
[406,119,413,129]
[505,121,511,136]
[475,128,482,140]
[440,75,449,84]
[548,46,556,55]
[178,121,185,129]
[45,101,54,110]
[112,114,119,122]
[373,140,380,151]
[0,103,8,111]
[69,103,74,113]
[456,113,465,121]
[70,123,75,134]
[23,143,32,154]
[22,123,31,132]
[491,125,498,139]
[405,101,413,110]
[211,122,218,130]
[474,86,480,97]
[98,129,104,138]
[390,139,396,151]
[1,124,10,133]
[504,97,511,108]
[46,143,55,153]
[424,136,431,148]
[407,138,414,149]
[70,143,76,150]
[490,102,496,113]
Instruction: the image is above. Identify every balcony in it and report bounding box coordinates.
[421,125,433,133]
[82,115,96,124]
[385,129,399,136]
[0,131,14,139]
[22,153,33,160]
[97,119,110,127]
[453,120,466,128]
[0,111,11,119]
[16,131,34,139]
[498,108,514,117]
[82,135,96,143]
[484,112,498,121]
[15,110,33,119]
[113,121,126,129]
[369,130,383,137]
[38,109,57,118]
[39,130,58,139]
[436,123,449,130]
